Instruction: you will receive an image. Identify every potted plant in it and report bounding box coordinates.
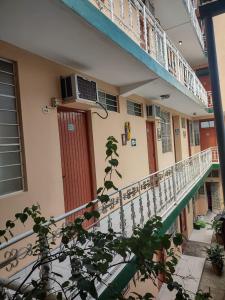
[211,218,223,245]
[206,244,224,275]
[194,219,206,230]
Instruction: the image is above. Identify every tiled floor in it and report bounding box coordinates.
[158,212,215,300]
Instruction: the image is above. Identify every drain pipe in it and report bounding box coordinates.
[199,0,225,204]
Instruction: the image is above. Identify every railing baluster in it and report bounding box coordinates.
[119,190,126,237]
[146,190,151,218]
[152,175,157,215]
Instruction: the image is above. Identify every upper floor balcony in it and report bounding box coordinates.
[90,0,208,109]
[0,147,219,298]
[0,0,210,117]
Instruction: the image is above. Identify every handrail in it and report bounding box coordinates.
[90,0,208,107]
[0,147,218,253]
[184,0,205,49]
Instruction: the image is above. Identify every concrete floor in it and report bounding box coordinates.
[158,212,221,300]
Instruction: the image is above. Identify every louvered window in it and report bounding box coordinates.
[0,58,24,196]
[98,91,118,112]
[127,100,142,117]
[161,111,172,153]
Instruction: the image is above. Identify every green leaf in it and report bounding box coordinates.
[20,213,28,224]
[162,235,171,249]
[115,170,122,178]
[78,279,98,299]
[92,210,100,219]
[98,195,110,203]
[104,181,113,190]
[62,281,70,288]
[104,166,112,174]
[96,187,103,194]
[57,292,62,300]
[84,212,93,220]
[0,230,6,236]
[109,159,118,166]
[106,149,113,157]
[173,233,183,246]
[6,220,15,229]
[33,224,40,233]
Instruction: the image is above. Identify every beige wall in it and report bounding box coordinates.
[185,202,194,239]
[173,116,189,161]
[214,14,225,111]
[0,41,181,229]
[195,194,208,216]
[0,41,66,231]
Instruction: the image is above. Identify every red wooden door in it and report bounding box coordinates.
[146,122,157,173]
[200,120,217,150]
[58,109,93,213]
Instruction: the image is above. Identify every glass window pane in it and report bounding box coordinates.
[0,82,15,97]
[0,124,19,137]
[0,165,22,181]
[0,71,14,85]
[0,137,20,145]
[0,111,18,124]
[0,96,16,110]
[0,60,13,74]
[201,121,209,128]
[0,178,23,196]
[0,145,20,152]
[0,58,24,196]
[0,152,21,166]
[209,121,215,127]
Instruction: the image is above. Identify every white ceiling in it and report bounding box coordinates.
[0,0,209,116]
[154,0,208,67]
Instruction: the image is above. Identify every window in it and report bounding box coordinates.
[200,120,215,128]
[127,100,142,117]
[161,111,172,153]
[98,91,118,112]
[0,58,24,196]
[181,117,186,129]
[189,120,200,146]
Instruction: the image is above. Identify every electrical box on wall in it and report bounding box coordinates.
[60,74,98,104]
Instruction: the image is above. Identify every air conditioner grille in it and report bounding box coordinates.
[77,75,97,102]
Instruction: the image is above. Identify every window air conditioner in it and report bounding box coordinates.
[61,74,98,104]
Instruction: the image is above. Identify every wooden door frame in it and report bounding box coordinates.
[57,106,97,200]
[187,120,192,156]
[146,120,157,173]
[172,116,177,162]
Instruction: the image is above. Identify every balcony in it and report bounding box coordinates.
[0,0,210,116]
[90,0,208,108]
[0,147,219,298]
[184,0,205,51]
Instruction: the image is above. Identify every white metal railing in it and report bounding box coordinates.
[90,0,208,107]
[0,147,218,275]
[184,0,205,50]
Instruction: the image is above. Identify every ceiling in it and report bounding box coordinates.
[154,0,208,67]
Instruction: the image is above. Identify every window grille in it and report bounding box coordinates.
[98,91,118,112]
[127,100,142,117]
[161,111,172,153]
[0,58,24,196]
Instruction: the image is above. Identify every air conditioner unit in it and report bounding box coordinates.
[61,74,98,104]
[146,105,161,118]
